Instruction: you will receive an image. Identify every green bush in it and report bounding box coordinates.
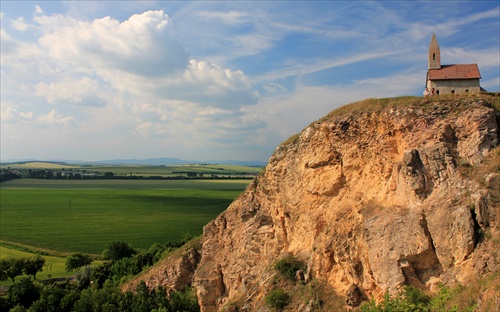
[361,286,430,312]
[265,288,290,311]
[102,241,137,262]
[273,254,306,281]
[65,253,92,271]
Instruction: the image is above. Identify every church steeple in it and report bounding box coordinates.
[428,33,441,70]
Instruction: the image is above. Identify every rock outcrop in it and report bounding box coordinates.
[192,95,499,311]
[122,240,201,294]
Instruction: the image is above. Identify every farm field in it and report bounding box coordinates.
[0,178,251,256]
[1,161,263,178]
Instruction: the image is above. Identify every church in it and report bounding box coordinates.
[425,33,482,95]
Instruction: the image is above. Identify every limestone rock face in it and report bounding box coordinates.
[190,97,499,311]
[122,246,201,294]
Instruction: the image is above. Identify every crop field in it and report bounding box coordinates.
[0,179,250,256]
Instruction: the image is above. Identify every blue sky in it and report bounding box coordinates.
[1,1,499,162]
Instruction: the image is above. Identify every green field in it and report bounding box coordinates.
[0,179,250,256]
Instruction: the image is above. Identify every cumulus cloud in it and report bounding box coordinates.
[11,17,29,31]
[0,8,262,155]
[35,10,189,76]
[35,77,106,106]
[37,109,78,128]
[0,102,18,122]
[0,102,76,129]
[20,10,259,109]
[152,59,259,107]
[0,102,35,124]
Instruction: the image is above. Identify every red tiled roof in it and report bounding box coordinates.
[428,64,481,80]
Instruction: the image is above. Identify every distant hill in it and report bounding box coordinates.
[96,157,194,166]
[1,157,267,167]
[96,158,266,167]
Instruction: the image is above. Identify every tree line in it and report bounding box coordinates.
[0,256,45,282]
[0,168,255,182]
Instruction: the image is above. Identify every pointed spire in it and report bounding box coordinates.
[428,33,441,70]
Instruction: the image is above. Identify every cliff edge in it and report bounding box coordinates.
[192,95,500,311]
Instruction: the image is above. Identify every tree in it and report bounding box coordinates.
[8,277,40,308]
[29,283,68,312]
[23,256,45,280]
[65,253,92,272]
[0,258,9,281]
[102,242,136,262]
[4,258,25,282]
[75,266,92,289]
[90,262,112,288]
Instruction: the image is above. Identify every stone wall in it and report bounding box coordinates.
[427,79,481,95]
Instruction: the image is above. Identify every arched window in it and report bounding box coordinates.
[433,53,436,60]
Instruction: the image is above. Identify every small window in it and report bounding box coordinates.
[465,89,469,93]
[436,90,440,95]
[433,53,436,60]
[451,90,455,94]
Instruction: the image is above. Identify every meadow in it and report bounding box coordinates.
[0,178,250,256]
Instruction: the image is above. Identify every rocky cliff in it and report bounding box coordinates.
[192,95,499,311]
[127,95,499,311]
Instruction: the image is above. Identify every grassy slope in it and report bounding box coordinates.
[0,246,72,286]
[281,94,500,146]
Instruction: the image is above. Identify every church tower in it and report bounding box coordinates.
[428,33,441,70]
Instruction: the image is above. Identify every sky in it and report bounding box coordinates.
[1,1,499,163]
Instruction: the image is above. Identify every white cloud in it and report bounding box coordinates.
[19,111,34,119]
[196,10,249,24]
[263,83,287,94]
[255,51,395,83]
[35,5,43,15]
[1,101,78,128]
[35,10,189,76]
[35,77,106,106]
[0,102,18,122]
[11,17,30,31]
[36,109,78,128]
[443,48,500,68]
[18,10,259,110]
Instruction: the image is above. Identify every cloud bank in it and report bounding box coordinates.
[1,9,263,158]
